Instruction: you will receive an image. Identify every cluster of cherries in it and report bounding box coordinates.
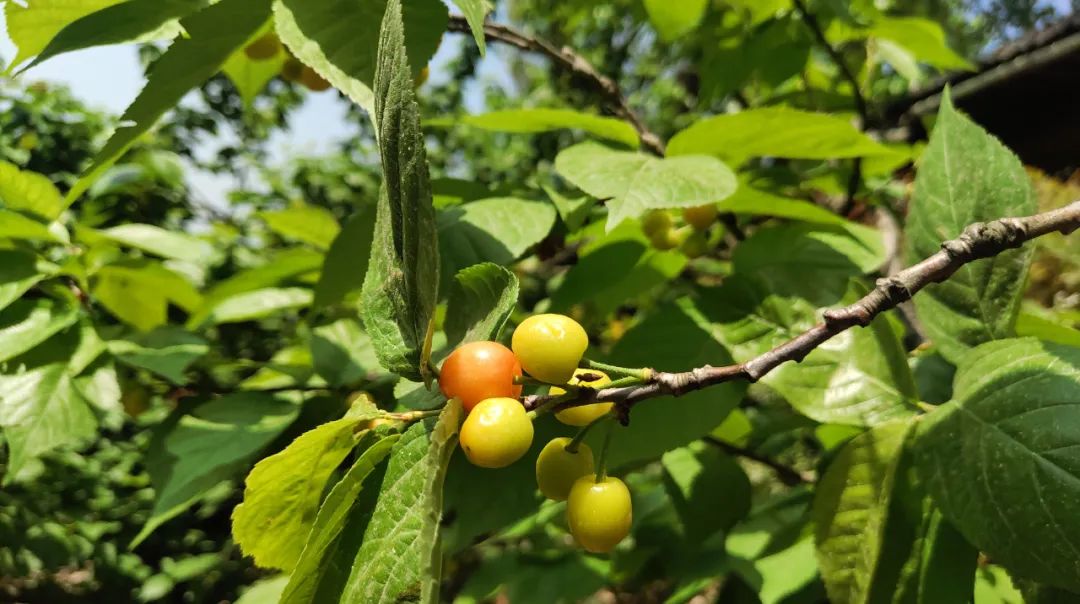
[642,204,719,257]
[438,314,631,553]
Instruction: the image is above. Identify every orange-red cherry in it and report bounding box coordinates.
[439,341,522,412]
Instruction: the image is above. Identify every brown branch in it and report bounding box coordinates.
[525,201,1080,413]
[446,15,666,156]
[790,0,868,213]
[704,437,813,485]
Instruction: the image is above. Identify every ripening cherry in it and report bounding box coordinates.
[567,474,633,553]
[549,369,613,426]
[459,397,534,468]
[535,438,594,501]
[680,231,710,258]
[682,204,719,231]
[281,58,304,82]
[439,341,522,413]
[244,33,281,60]
[641,210,673,238]
[299,67,331,91]
[512,314,589,385]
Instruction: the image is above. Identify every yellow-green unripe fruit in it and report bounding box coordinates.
[682,204,719,231]
[512,314,589,385]
[459,397,534,468]
[551,369,613,426]
[567,474,633,553]
[535,438,594,501]
[641,210,673,237]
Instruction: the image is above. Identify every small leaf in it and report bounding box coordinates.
[311,318,384,386]
[260,204,341,250]
[555,141,736,230]
[0,208,65,242]
[280,432,400,604]
[437,197,556,289]
[450,0,490,54]
[339,398,462,604]
[914,338,1080,592]
[98,223,218,263]
[313,204,377,309]
[360,0,443,381]
[717,185,847,225]
[643,0,708,41]
[0,299,79,365]
[0,160,64,220]
[202,287,312,325]
[133,392,299,547]
[870,17,974,71]
[233,413,375,571]
[905,91,1037,363]
[435,108,638,148]
[66,0,272,203]
[108,326,209,384]
[668,107,892,166]
[0,250,55,313]
[444,263,519,347]
[0,363,98,481]
[188,248,322,326]
[223,45,286,105]
[94,263,201,332]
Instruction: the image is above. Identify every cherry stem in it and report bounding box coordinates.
[595,419,615,482]
[385,408,441,422]
[565,414,608,454]
[582,358,653,382]
[527,391,575,419]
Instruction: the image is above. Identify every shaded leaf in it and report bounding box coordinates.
[260,204,341,250]
[444,263,519,347]
[434,108,638,148]
[311,317,383,386]
[0,250,55,313]
[0,299,79,365]
[0,160,64,220]
[313,204,377,309]
[662,443,751,544]
[643,0,708,41]
[108,327,209,384]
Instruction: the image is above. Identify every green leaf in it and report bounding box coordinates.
[0,250,54,313]
[555,141,736,230]
[272,0,447,115]
[3,0,121,69]
[18,0,209,73]
[236,575,291,604]
[975,567,1025,604]
[0,299,79,365]
[905,92,1037,363]
[914,338,1080,592]
[698,277,918,426]
[662,443,751,544]
[668,107,892,166]
[0,208,65,242]
[359,0,441,382]
[203,287,312,325]
[223,46,287,106]
[260,204,341,250]
[813,421,913,603]
[107,327,209,384]
[1016,309,1080,348]
[437,108,639,148]
[339,399,462,604]
[98,223,218,263]
[0,363,97,481]
[93,264,201,331]
[444,263,519,347]
[542,185,594,232]
[437,197,556,289]
[311,318,383,386]
[0,160,64,220]
[717,185,847,225]
[188,248,322,326]
[66,0,272,203]
[450,0,490,54]
[870,17,974,71]
[313,204,377,309]
[279,432,400,604]
[590,300,746,467]
[133,392,299,547]
[732,222,885,304]
[233,414,370,571]
[552,221,686,316]
[643,0,708,41]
